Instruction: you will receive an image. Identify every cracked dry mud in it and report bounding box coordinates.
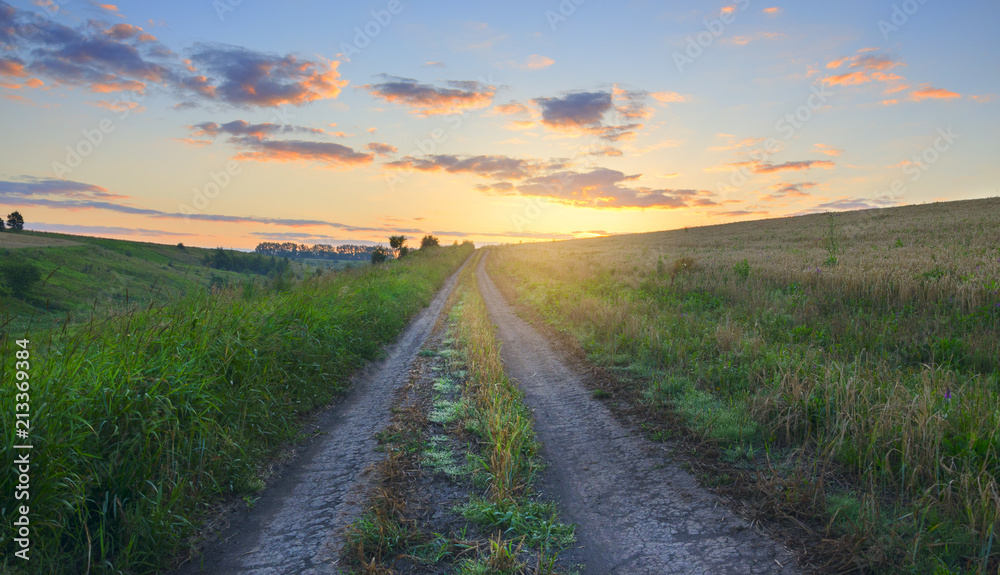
[476,255,801,575]
[176,262,467,575]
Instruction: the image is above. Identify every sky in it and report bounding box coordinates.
[0,0,997,249]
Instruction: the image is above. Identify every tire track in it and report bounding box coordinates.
[476,254,801,575]
[176,259,468,575]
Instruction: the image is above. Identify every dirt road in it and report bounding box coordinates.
[477,255,801,574]
[176,261,467,575]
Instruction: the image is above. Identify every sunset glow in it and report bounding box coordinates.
[0,0,997,248]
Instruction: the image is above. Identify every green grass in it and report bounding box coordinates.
[458,499,577,552]
[0,244,472,574]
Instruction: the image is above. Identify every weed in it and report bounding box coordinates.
[733,258,750,281]
[459,499,576,552]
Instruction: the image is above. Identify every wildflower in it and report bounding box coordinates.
[944,387,952,401]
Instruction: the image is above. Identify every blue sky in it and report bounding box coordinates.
[0,0,997,248]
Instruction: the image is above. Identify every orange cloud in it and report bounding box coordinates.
[823,52,905,89]
[753,160,835,173]
[718,159,835,174]
[104,23,156,42]
[910,84,961,102]
[175,137,212,147]
[493,101,530,115]
[89,99,144,113]
[524,55,555,69]
[650,91,688,104]
[233,140,374,167]
[727,32,785,45]
[813,144,843,157]
[89,80,147,93]
[763,7,782,15]
[0,59,27,78]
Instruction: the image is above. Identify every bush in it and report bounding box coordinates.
[371,246,392,264]
[0,259,42,297]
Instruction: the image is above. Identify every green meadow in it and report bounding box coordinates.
[0,236,472,574]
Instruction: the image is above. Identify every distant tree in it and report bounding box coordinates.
[371,246,391,264]
[389,235,409,258]
[6,211,24,231]
[420,235,440,249]
[0,259,41,298]
[176,242,186,250]
[0,218,5,231]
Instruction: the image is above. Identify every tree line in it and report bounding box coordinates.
[204,247,290,275]
[254,242,378,260]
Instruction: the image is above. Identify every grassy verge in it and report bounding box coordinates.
[343,251,574,574]
[485,200,1000,574]
[0,244,471,574]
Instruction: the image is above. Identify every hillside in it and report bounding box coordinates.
[488,196,1000,573]
[0,231,295,332]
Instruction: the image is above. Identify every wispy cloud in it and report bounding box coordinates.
[363,75,495,115]
[385,154,561,180]
[910,84,961,102]
[191,120,325,138]
[190,119,373,167]
[823,51,905,89]
[715,159,835,174]
[497,54,554,70]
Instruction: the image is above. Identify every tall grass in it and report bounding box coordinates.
[486,198,1000,573]
[453,254,539,503]
[0,245,471,574]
